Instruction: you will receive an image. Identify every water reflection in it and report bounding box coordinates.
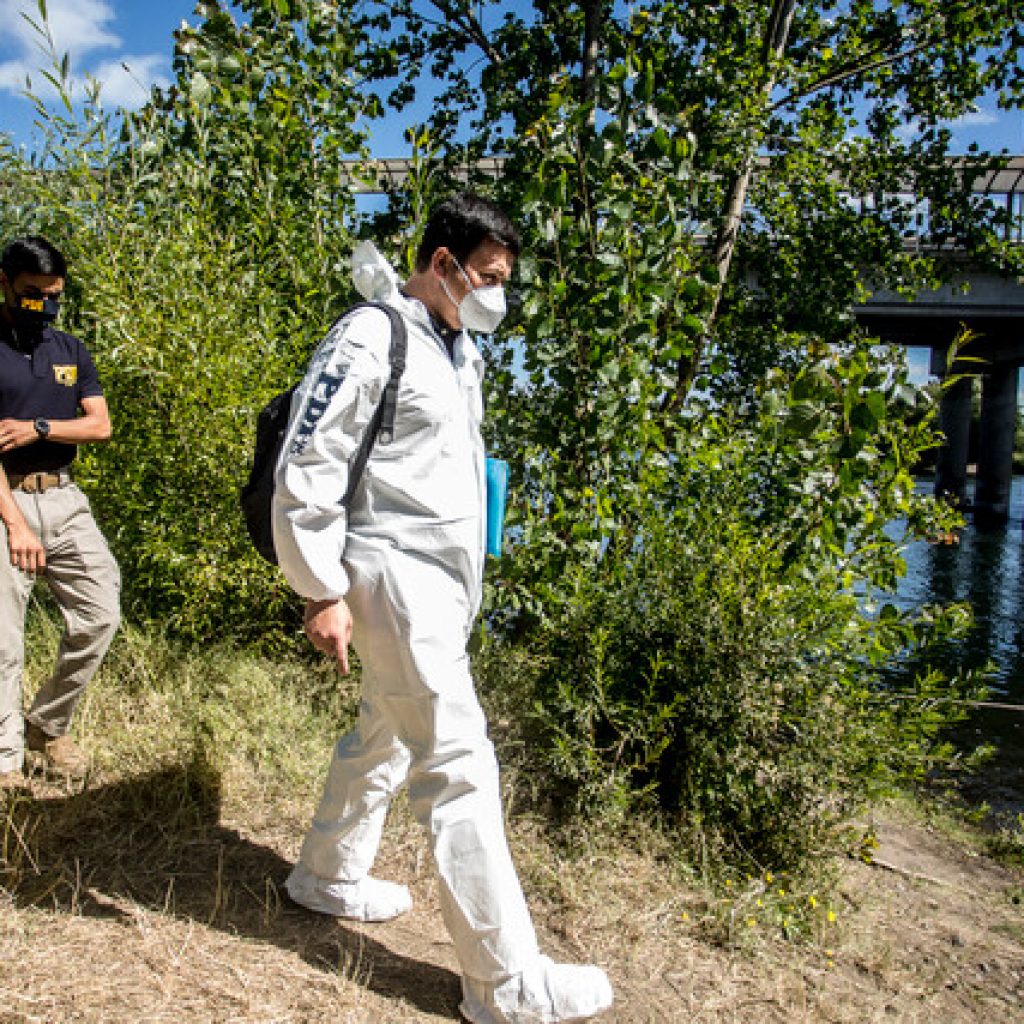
[895,478,1024,800]
[897,478,1024,700]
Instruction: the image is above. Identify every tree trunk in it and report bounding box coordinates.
[582,0,602,116]
[668,0,799,411]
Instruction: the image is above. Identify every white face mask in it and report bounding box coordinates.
[443,257,507,334]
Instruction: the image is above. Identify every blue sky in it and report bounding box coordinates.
[1,0,1022,158]
[1,1,1017,388]
[0,0,184,137]
[0,0,442,154]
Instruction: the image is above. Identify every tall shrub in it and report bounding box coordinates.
[480,343,980,873]
[1,0,376,643]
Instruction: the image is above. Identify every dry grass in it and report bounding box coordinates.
[1,616,1022,1023]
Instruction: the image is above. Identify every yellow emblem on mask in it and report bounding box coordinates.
[53,364,77,386]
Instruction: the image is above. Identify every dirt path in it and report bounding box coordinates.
[1,778,1021,1024]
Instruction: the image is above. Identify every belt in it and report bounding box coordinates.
[7,468,72,493]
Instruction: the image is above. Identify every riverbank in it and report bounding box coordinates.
[1,624,1021,1022]
[1,774,1021,1023]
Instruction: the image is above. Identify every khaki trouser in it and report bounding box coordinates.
[0,483,120,772]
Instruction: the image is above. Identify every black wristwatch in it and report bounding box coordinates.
[34,417,51,439]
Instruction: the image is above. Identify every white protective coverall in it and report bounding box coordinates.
[272,242,584,1014]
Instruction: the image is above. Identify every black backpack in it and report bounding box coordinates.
[240,301,408,564]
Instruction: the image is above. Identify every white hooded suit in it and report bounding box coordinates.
[271,243,542,988]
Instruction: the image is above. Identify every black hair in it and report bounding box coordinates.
[1,235,68,282]
[415,192,520,271]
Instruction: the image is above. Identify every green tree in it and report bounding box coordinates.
[364,1,1021,391]
[0,0,378,642]
[356,2,1017,865]
[349,0,1022,590]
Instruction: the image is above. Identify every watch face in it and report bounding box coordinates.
[34,418,51,438]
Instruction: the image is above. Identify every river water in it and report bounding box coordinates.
[894,477,1024,805]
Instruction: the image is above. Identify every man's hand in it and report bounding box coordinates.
[6,516,45,574]
[0,419,38,452]
[304,597,354,673]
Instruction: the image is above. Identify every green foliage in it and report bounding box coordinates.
[137,0,373,293]
[480,343,983,874]
[76,226,310,642]
[1,1,377,643]
[25,595,356,773]
[485,71,703,585]
[701,867,843,950]
[987,816,1024,868]
[370,1,1022,392]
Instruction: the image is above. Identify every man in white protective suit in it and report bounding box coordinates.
[272,193,613,1024]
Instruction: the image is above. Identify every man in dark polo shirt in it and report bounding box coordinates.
[0,235,120,791]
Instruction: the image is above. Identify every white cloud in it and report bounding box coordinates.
[893,106,1001,142]
[91,55,171,107]
[948,109,999,130]
[0,59,29,93]
[0,0,167,111]
[0,0,120,64]
[36,0,120,56]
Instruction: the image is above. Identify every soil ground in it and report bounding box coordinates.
[1,767,1021,1024]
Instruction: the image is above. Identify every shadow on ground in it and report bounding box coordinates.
[0,759,461,1018]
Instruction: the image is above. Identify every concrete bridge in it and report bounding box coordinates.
[853,157,1024,526]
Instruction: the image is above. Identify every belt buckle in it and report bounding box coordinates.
[23,473,50,493]
[13,469,67,493]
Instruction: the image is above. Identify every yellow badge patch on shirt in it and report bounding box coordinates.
[53,364,78,386]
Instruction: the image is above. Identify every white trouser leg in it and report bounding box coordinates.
[398,677,540,983]
[299,554,540,984]
[298,697,411,881]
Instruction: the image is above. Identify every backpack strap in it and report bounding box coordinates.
[341,301,407,507]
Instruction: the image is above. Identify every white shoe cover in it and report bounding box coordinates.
[460,956,614,1023]
[285,862,412,922]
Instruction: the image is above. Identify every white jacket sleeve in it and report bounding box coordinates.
[271,309,392,601]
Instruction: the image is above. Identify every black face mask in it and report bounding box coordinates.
[9,292,60,330]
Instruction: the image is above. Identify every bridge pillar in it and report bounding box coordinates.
[934,374,972,507]
[974,363,1018,527]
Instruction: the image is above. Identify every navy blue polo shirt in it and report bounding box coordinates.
[0,319,104,475]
